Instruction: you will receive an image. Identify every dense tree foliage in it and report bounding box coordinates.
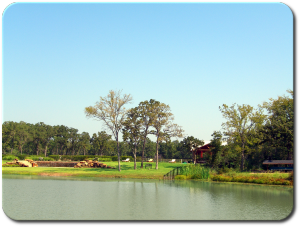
[2,121,190,159]
[209,90,294,172]
[3,90,292,172]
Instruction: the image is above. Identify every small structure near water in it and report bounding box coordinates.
[263,160,293,172]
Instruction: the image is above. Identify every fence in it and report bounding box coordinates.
[163,167,184,180]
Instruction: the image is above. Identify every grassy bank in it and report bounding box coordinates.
[2,160,294,186]
[210,172,293,186]
[2,160,184,179]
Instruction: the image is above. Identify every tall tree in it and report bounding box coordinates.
[91,131,112,156]
[260,90,294,159]
[2,121,18,154]
[136,99,156,168]
[15,122,31,155]
[85,90,133,171]
[78,132,91,155]
[150,101,183,169]
[122,107,143,169]
[208,131,223,169]
[32,122,50,156]
[67,128,79,155]
[219,103,265,171]
[55,125,70,155]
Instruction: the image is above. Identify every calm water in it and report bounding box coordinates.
[2,174,293,220]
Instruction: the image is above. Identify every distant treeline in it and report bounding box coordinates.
[2,90,294,171]
[2,121,193,159]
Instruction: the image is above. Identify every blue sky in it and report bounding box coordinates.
[2,2,293,142]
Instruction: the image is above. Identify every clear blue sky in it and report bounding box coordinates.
[2,2,293,142]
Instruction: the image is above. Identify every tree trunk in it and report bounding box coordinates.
[134,145,137,170]
[141,135,147,169]
[36,144,39,156]
[117,135,121,172]
[156,135,159,170]
[240,144,245,171]
[44,145,48,157]
[192,150,196,164]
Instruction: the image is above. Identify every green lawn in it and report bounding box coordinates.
[2,160,185,179]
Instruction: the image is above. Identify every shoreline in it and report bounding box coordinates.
[2,167,293,187]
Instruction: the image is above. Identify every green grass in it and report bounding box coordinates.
[2,160,293,186]
[211,172,293,186]
[177,165,210,179]
[2,160,185,180]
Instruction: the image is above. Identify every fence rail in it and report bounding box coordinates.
[163,166,184,180]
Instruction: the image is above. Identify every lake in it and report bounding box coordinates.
[2,174,293,220]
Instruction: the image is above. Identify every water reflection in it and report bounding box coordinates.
[2,175,293,220]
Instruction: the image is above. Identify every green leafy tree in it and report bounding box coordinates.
[15,122,31,155]
[219,103,265,171]
[68,128,79,155]
[91,131,112,156]
[181,136,204,163]
[150,101,183,169]
[55,125,70,155]
[260,90,293,159]
[78,132,91,155]
[41,124,55,157]
[85,90,133,171]
[136,99,156,168]
[208,131,223,169]
[2,121,19,154]
[122,107,143,169]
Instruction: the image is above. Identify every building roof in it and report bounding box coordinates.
[262,160,293,165]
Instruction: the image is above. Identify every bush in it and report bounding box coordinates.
[43,157,55,161]
[17,154,27,160]
[2,155,18,160]
[98,158,112,162]
[180,165,210,179]
[175,175,187,180]
[48,155,60,161]
[2,164,21,167]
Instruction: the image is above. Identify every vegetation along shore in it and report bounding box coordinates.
[2,158,293,186]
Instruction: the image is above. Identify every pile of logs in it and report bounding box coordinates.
[3,159,38,167]
[74,159,115,169]
[25,159,39,167]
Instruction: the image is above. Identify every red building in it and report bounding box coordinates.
[192,144,213,164]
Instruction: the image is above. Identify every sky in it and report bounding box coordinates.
[2,2,293,143]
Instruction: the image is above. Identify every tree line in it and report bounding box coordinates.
[2,121,196,160]
[2,89,293,172]
[208,90,293,172]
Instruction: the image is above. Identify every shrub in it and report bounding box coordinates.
[2,155,18,160]
[43,157,55,161]
[98,158,112,162]
[48,155,60,161]
[2,164,21,167]
[180,165,210,179]
[175,175,187,180]
[17,154,27,160]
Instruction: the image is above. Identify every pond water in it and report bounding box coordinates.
[2,174,293,220]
